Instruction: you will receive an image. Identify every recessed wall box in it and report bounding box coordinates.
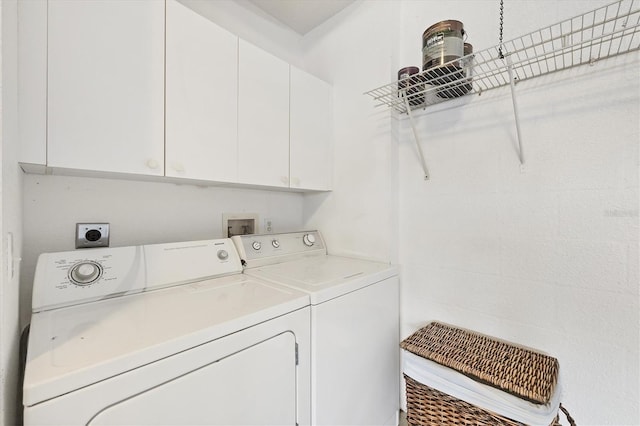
[76,223,110,249]
[222,213,259,238]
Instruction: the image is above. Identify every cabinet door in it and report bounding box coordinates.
[47,0,164,176]
[238,40,290,188]
[165,0,238,182]
[290,67,333,191]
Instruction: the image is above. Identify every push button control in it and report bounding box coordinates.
[303,234,316,247]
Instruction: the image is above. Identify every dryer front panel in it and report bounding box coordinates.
[24,308,311,426]
[89,332,297,425]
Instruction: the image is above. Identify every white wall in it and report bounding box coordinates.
[178,0,303,65]
[300,1,400,262]
[1,0,23,424]
[395,1,638,424]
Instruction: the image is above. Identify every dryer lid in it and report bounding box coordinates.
[23,274,308,406]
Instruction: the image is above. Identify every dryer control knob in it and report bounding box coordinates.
[217,250,229,260]
[271,239,280,248]
[303,233,316,247]
[252,241,262,251]
[70,262,102,285]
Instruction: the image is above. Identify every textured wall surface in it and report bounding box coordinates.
[298,0,639,424]
[396,1,639,424]
[301,1,399,263]
[1,0,22,424]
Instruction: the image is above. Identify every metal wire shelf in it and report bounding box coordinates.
[364,0,640,115]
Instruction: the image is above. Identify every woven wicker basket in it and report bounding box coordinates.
[401,322,575,426]
[404,374,560,426]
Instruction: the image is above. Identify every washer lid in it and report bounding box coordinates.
[23,275,309,406]
[243,255,398,304]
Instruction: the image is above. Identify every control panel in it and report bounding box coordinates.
[32,246,146,312]
[32,239,243,312]
[231,231,326,268]
[144,239,241,290]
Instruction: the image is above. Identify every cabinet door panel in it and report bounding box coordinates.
[290,67,332,191]
[47,0,164,176]
[165,0,238,182]
[238,40,290,188]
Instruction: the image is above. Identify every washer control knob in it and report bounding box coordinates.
[303,233,316,247]
[252,241,262,251]
[271,239,280,248]
[70,262,101,285]
[217,249,229,260]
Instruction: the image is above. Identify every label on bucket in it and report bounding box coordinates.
[423,31,463,68]
[424,33,444,49]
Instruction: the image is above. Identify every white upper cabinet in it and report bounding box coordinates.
[290,67,333,191]
[20,0,332,191]
[165,0,238,182]
[47,0,165,176]
[237,40,290,188]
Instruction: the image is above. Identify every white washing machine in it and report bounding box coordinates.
[23,239,311,426]
[232,231,400,426]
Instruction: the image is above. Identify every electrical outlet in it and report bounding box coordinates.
[76,223,110,249]
[264,218,273,233]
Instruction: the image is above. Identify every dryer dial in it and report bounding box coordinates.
[69,261,102,285]
[252,241,262,251]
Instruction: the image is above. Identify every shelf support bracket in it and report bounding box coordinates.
[402,92,430,180]
[506,55,525,165]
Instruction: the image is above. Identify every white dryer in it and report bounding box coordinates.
[23,239,311,426]
[232,231,400,426]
